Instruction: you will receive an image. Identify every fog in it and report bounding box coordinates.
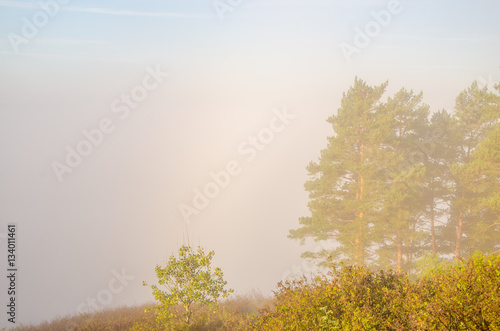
[0,0,499,327]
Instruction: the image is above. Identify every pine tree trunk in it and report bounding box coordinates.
[455,189,465,260]
[356,136,365,266]
[408,221,416,274]
[455,211,464,260]
[430,200,437,256]
[397,229,403,270]
[355,217,365,265]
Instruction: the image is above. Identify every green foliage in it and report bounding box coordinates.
[291,78,500,272]
[466,124,500,253]
[143,245,233,329]
[447,82,500,260]
[414,252,451,277]
[253,253,500,330]
[252,265,422,330]
[289,77,390,266]
[423,252,500,330]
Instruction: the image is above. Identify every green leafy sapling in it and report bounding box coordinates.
[143,245,233,328]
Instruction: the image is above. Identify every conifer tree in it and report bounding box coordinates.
[465,123,500,253]
[447,82,500,260]
[421,110,453,257]
[289,78,388,266]
[291,79,500,269]
[375,89,429,271]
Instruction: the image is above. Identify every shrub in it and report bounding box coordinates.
[424,252,500,330]
[143,245,233,330]
[253,253,500,330]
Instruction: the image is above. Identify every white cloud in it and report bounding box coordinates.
[62,6,207,18]
[0,0,207,18]
[245,0,390,9]
[35,38,108,45]
[0,49,145,62]
[384,33,500,43]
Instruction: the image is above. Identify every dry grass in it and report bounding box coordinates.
[9,305,155,331]
[8,293,271,331]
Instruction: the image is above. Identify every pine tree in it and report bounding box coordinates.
[421,110,453,257]
[289,78,388,266]
[375,88,429,271]
[447,82,500,260]
[462,123,500,254]
[291,79,500,269]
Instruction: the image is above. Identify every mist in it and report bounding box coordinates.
[1,0,499,328]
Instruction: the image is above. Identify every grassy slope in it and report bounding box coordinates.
[8,294,270,331]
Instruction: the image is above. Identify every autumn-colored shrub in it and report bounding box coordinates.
[252,253,500,331]
[423,253,500,330]
[251,266,421,330]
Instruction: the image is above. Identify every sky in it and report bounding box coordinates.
[0,0,500,327]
